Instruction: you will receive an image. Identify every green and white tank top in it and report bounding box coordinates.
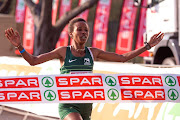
[60,46,94,74]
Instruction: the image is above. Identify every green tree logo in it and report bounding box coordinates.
[168,89,179,101]
[165,76,176,86]
[42,76,54,88]
[44,90,56,101]
[105,76,117,86]
[107,88,119,100]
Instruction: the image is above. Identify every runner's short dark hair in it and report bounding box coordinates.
[68,17,87,33]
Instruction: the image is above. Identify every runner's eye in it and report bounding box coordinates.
[77,28,82,31]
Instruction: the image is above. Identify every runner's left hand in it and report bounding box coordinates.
[148,32,164,47]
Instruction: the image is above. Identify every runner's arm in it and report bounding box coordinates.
[92,46,146,62]
[91,32,164,62]
[5,28,65,66]
[16,45,64,65]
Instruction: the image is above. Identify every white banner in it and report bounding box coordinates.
[0,73,180,104]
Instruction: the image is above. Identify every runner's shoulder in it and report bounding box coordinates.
[89,47,104,52]
[55,46,68,52]
[89,47,104,57]
[53,46,68,59]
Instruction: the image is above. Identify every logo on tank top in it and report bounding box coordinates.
[68,59,77,63]
[84,58,91,65]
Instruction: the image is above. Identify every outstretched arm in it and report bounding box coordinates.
[5,28,65,66]
[91,32,164,62]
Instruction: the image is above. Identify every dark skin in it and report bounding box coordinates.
[5,21,164,120]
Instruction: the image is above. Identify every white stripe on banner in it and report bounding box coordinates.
[0,73,180,104]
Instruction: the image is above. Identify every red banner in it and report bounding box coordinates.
[22,6,35,54]
[92,0,112,50]
[135,0,148,57]
[116,0,138,54]
[52,0,59,25]
[15,0,25,23]
[20,0,39,55]
[56,0,72,48]
[78,0,89,21]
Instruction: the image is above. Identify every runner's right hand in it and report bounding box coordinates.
[5,28,21,47]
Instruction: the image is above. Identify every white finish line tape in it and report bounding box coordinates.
[0,73,180,103]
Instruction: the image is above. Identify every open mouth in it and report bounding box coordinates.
[81,36,87,40]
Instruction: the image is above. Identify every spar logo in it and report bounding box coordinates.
[0,90,41,102]
[105,76,117,86]
[41,76,54,88]
[44,90,56,101]
[168,89,179,101]
[107,88,119,100]
[0,77,39,88]
[56,76,103,87]
[118,76,163,86]
[58,89,105,100]
[165,76,176,86]
[121,89,165,100]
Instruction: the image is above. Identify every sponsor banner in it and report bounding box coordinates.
[21,0,39,55]
[116,0,137,54]
[58,89,105,101]
[121,89,165,100]
[15,0,25,23]
[52,0,59,25]
[0,77,39,88]
[56,0,72,48]
[1,58,180,120]
[135,0,148,57]
[0,74,180,103]
[22,6,35,54]
[56,75,103,87]
[118,75,163,86]
[78,0,89,21]
[92,0,112,50]
[0,90,41,102]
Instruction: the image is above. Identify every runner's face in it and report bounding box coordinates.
[71,21,89,45]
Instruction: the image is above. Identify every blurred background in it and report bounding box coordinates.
[1,0,143,63]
